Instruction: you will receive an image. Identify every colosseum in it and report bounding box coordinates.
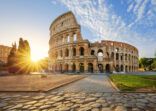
[48,11,139,73]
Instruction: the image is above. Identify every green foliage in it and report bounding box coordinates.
[139,58,154,70]
[110,74,156,91]
[151,60,156,70]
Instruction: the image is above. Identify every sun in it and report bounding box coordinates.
[31,53,45,62]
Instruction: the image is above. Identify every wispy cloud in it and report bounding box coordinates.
[53,0,156,57]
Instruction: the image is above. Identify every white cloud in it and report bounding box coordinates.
[56,0,156,57]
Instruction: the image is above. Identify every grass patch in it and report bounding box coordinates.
[110,74,156,91]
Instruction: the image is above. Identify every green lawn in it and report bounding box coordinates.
[110,74,156,91]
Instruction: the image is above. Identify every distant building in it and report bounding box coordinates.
[0,45,11,65]
[49,11,139,73]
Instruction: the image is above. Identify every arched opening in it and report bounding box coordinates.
[80,47,84,56]
[97,49,104,61]
[67,35,70,42]
[65,64,68,72]
[79,63,84,73]
[65,48,69,57]
[115,48,119,52]
[72,63,76,72]
[98,64,103,73]
[121,53,123,61]
[121,65,124,72]
[91,50,95,55]
[105,64,110,73]
[116,65,119,72]
[125,54,127,60]
[73,48,76,56]
[73,34,77,42]
[88,63,93,73]
[116,53,119,60]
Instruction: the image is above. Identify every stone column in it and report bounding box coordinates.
[114,52,116,71]
[93,60,97,73]
[84,61,87,73]
[70,33,73,43]
[123,51,125,72]
[76,62,79,72]
[69,62,72,73]
[76,46,79,56]
[69,47,72,58]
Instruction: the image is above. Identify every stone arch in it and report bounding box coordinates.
[98,64,103,73]
[73,33,77,42]
[125,54,127,60]
[65,48,69,57]
[97,49,103,53]
[88,63,94,73]
[67,35,70,42]
[97,49,104,61]
[116,53,119,60]
[116,65,119,72]
[91,50,95,55]
[72,63,76,72]
[120,53,123,61]
[64,63,69,72]
[105,64,110,73]
[73,48,76,56]
[121,65,124,72]
[79,63,84,73]
[115,48,119,52]
[80,47,84,56]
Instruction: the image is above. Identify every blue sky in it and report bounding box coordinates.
[0,0,156,58]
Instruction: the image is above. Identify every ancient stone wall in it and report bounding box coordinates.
[49,11,139,73]
[0,45,11,64]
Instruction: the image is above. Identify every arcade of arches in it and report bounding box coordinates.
[49,11,139,73]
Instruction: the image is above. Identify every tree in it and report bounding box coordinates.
[7,38,31,74]
[151,51,156,70]
[7,43,18,73]
[16,38,31,73]
[139,58,153,71]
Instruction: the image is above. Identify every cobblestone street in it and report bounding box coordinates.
[0,92,156,111]
[0,75,156,111]
[54,75,117,92]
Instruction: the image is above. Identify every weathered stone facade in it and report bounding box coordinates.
[49,11,139,73]
[0,45,11,64]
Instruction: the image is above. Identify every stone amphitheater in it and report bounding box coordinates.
[48,11,139,73]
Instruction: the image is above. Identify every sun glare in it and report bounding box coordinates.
[31,53,44,62]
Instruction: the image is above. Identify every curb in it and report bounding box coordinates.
[107,76,120,92]
[46,76,86,92]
